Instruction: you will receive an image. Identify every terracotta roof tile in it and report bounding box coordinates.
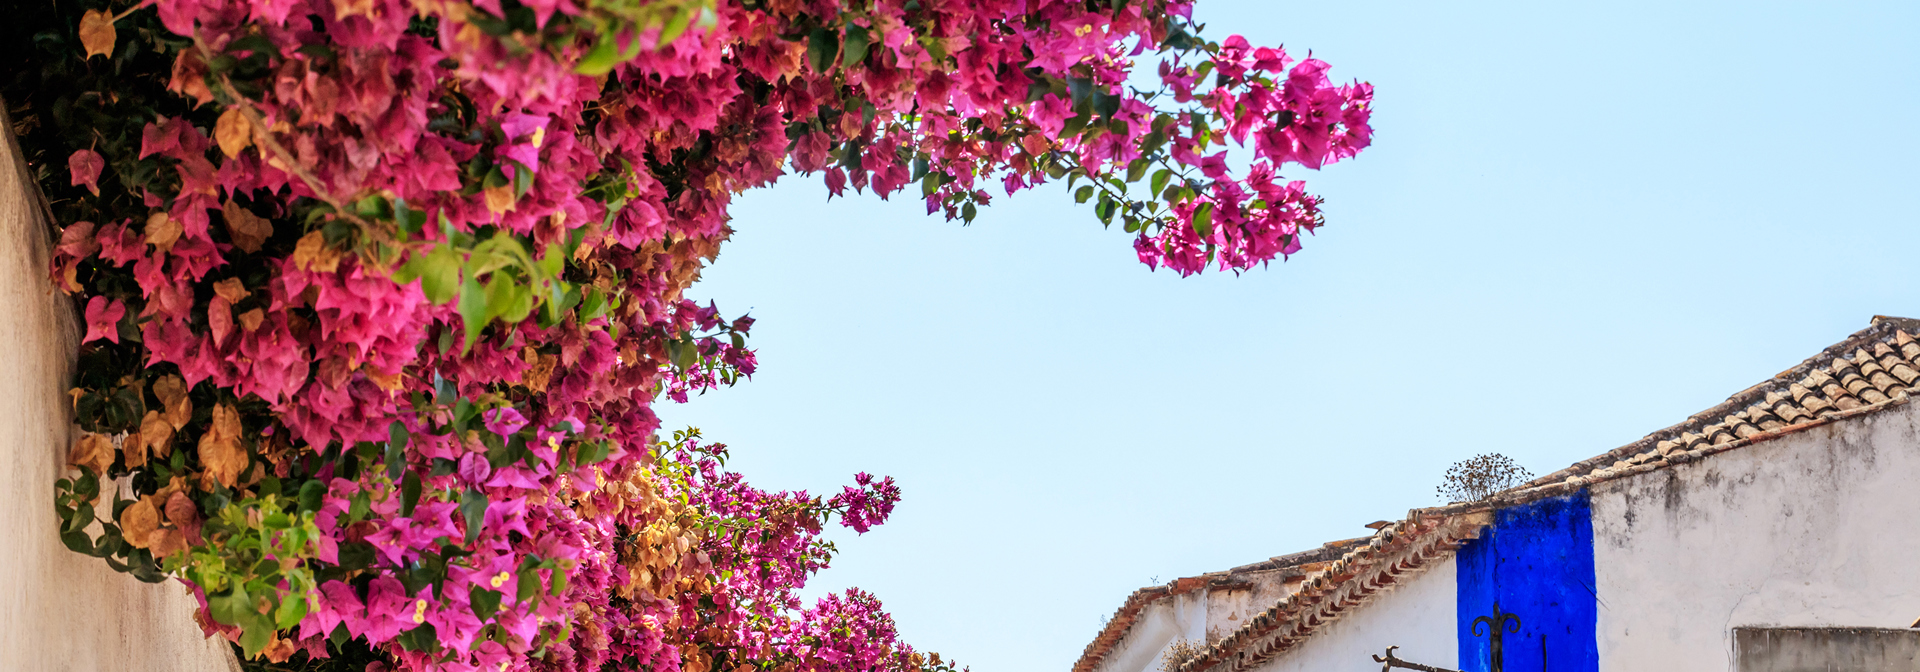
[1517,316,1920,493]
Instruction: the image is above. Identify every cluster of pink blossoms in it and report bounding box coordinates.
[32,0,1371,669]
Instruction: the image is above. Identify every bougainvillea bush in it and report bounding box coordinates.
[0,0,1370,669]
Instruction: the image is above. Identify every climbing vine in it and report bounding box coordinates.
[1,0,1371,670]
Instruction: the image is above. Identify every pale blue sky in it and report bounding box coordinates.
[660,2,1918,671]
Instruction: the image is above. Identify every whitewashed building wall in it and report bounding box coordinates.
[1247,558,1458,672]
[0,111,237,672]
[1592,401,1920,671]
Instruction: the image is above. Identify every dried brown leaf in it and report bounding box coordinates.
[212,278,249,304]
[147,527,187,559]
[165,490,203,544]
[483,184,516,214]
[365,368,404,394]
[215,108,252,158]
[145,212,182,254]
[263,635,298,664]
[198,403,247,489]
[291,231,341,272]
[123,424,148,470]
[140,410,176,459]
[222,200,273,253]
[525,350,557,394]
[68,431,115,476]
[79,10,115,60]
[153,375,192,430]
[168,48,214,107]
[120,496,159,549]
[238,308,265,332]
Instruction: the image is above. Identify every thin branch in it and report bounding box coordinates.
[187,33,375,233]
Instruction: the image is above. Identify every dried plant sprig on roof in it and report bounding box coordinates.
[1437,453,1534,503]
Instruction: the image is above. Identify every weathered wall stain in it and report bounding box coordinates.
[1592,406,1920,671]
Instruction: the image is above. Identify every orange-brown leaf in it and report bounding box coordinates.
[145,212,182,254]
[153,375,192,430]
[122,424,148,470]
[120,496,160,549]
[525,350,557,394]
[78,10,115,60]
[238,308,265,332]
[365,368,404,394]
[199,403,248,489]
[140,410,176,460]
[147,527,187,559]
[215,108,252,158]
[212,277,249,304]
[483,184,516,214]
[69,431,115,476]
[263,635,298,664]
[223,200,272,253]
[168,48,214,107]
[291,231,341,272]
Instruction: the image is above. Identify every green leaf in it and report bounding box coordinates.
[1150,168,1173,198]
[1067,77,1092,107]
[808,26,838,74]
[1092,89,1121,120]
[457,275,489,352]
[574,28,623,75]
[1059,112,1090,139]
[842,25,871,69]
[658,6,697,47]
[536,242,566,280]
[401,471,422,518]
[209,587,252,627]
[1074,185,1095,204]
[1192,202,1216,237]
[961,201,977,223]
[1094,193,1117,225]
[61,528,95,554]
[517,568,541,602]
[470,586,503,621]
[387,420,409,480]
[460,488,488,544]
[1126,158,1150,183]
[238,617,274,658]
[397,623,439,652]
[275,594,309,629]
[579,286,609,322]
[485,274,532,324]
[298,480,326,513]
[667,337,696,370]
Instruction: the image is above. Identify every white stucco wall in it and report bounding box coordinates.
[1094,593,1210,672]
[1593,403,1920,672]
[0,111,238,671]
[1249,557,1459,672]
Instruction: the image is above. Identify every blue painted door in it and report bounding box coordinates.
[1455,494,1599,672]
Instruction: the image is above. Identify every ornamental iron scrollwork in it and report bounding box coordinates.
[1370,602,1533,672]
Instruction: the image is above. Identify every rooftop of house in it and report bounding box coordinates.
[1073,316,1920,672]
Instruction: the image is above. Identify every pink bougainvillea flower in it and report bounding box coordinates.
[482,407,527,437]
[68,149,103,196]
[33,0,1374,667]
[82,296,124,344]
